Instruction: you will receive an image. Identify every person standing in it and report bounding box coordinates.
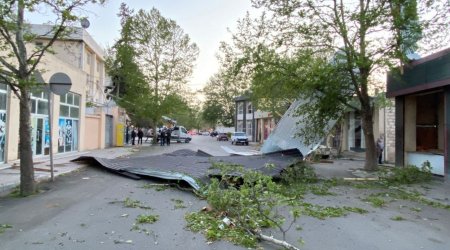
[376,137,384,164]
[166,128,171,146]
[137,128,144,145]
[160,128,166,146]
[131,128,136,145]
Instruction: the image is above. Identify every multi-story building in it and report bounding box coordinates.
[234,95,276,143]
[0,24,124,164]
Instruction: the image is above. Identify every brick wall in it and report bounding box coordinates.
[385,106,396,163]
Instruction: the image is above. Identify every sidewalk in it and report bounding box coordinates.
[0,143,149,195]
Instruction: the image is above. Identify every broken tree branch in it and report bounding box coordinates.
[255,231,301,250]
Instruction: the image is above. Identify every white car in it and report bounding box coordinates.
[231,132,249,145]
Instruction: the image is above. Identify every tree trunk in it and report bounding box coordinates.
[152,124,158,145]
[19,88,35,196]
[361,106,378,171]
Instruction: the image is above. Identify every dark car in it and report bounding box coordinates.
[217,133,228,141]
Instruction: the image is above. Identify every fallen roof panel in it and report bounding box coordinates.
[73,149,301,190]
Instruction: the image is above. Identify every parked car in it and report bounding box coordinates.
[210,131,218,137]
[231,132,249,145]
[201,131,210,136]
[217,133,228,141]
[172,126,192,143]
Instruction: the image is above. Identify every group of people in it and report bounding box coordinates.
[159,127,172,146]
[130,128,144,145]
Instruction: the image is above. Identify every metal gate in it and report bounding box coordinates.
[105,115,113,148]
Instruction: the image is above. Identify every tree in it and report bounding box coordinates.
[201,70,246,128]
[229,0,449,171]
[107,5,199,141]
[0,0,105,196]
[105,3,151,128]
[201,38,257,129]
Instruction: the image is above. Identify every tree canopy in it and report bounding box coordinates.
[221,0,449,170]
[106,4,199,134]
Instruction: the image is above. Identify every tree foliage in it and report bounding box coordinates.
[0,0,105,196]
[201,69,246,127]
[106,4,199,136]
[201,38,257,128]
[225,0,449,170]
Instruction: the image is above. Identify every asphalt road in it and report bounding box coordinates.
[0,135,254,250]
[1,135,449,250]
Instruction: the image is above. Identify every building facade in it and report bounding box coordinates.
[0,24,124,164]
[234,96,277,144]
[387,48,450,177]
[234,96,255,141]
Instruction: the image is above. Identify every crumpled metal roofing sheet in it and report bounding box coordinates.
[261,99,336,156]
[73,149,301,190]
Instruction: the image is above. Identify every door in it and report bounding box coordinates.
[105,115,113,147]
[33,117,45,156]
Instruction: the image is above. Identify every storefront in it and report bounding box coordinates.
[58,92,80,153]
[30,89,50,156]
[0,83,7,162]
[387,48,450,177]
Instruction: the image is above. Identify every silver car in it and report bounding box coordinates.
[231,132,249,145]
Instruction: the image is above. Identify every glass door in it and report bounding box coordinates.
[32,117,44,156]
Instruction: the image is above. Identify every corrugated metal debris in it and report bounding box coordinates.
[73,149,301,190]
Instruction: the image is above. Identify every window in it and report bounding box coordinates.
[237,120,244,132]
[237,102,244,115]
[416,92,442,151]
[37,100,48,115]
[247,103,252,114]
[30,89,48,115]
[0,92,6,110]
[60,92,81,118]
[246,120,252,136]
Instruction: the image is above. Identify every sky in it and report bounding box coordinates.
[29,0,256,92]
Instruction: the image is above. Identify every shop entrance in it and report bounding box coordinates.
[32,116,49,156]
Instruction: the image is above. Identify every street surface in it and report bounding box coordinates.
[1,135,449,250]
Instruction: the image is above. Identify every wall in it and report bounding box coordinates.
[84,115,101,150]
[404,96,417,155]
[5,51,87,161]
[384,106,396,163]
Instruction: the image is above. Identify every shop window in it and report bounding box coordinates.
[30,90,48,115]
[74,95,80,106]
[31,100,37,113]
[37,100,48,115]
[60,105,69,117]
[67,93,73,105]
[60,92,80,118]
[416,92,441,151]
[70,107,79,118]
[0,92,6,110]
